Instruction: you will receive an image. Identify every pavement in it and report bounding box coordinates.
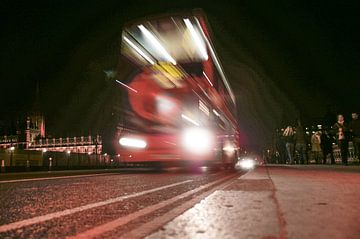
[0,165,359,238]
[149,165,360,239]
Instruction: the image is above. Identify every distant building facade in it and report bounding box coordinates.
[27,135,102,155]
[0,115,102,154]
[0,83,106,168]
[0,110,103,168]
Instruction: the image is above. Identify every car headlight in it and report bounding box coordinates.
[182,128,213,154]
[237,159,255,170]
[119,137,147,149]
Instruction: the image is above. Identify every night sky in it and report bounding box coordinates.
[1,0,359,149]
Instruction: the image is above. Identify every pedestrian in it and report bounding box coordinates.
[320,128,335,164]
[283,126,295,164]
[311,131,322,164]
[275,128,287,164]
[294,119,308,164]
[349,112,360,163]
[332,114,350,165]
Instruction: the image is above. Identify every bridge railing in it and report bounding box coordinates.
[28,136,102,148]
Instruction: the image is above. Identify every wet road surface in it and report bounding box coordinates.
[1,165,359,239]
[0,168,242,238]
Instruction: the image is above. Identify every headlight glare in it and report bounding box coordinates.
[119,137,147,149]
[237,159,255,170]
[182,128,213,154]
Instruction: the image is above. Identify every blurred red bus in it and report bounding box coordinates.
[115,9,241,169]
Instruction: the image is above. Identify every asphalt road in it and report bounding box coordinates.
[0,167,242,239]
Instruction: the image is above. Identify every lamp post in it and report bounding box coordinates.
[103,153,107,167]
[1,158,5,173]
[116,154,120,166]
[26,148,31,171]
[77,147,80,167]
[66,150,71,169]
[87,152,91,167]
[95,138,99,166]
[42,148,47,169]
[49,157,52,171]
[9,146,15,168]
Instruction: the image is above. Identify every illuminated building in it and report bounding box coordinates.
[0,83,103,167]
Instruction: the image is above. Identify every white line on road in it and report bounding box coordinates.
[69,174,237,239]
[0,173,120,184]
[0,179,193,233]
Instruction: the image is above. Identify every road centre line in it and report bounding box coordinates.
[0,173,120,184]
[69,174,237,239]
[0,179,193,233]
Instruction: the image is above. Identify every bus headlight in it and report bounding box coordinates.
[119,137,147,149]
[182,128,213,154]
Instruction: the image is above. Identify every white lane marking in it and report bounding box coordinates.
[0,173,120,184]
[69,174,236,239]
[0,180,193,233]
[238,170,252,179]
[239,168,269,180]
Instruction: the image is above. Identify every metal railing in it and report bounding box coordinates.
[0,135,18,143]
[28,136,102,148]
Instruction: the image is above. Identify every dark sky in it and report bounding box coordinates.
[1,0,359,148]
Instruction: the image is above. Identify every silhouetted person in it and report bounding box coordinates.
[332,114,350,165]
[294,119,308,164]
[311,131,322,164]
[283,126,295,164]
[321,128,335,164]
[275,129,287,164]
[349,112,360,162]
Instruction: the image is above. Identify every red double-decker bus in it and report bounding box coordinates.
[115,9,240,169]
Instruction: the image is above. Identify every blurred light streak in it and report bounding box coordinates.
[138,25,176,65]
[195,18,235,103]
[213,109,220,117]
[116,80,138,93]
[123,36,155,65]
[202,72,213,86]
[184,18,208,60]
[199,100,210,116]
[181,114,200,126]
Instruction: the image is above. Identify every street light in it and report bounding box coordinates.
[49,157,52,171]
[9,146,15,167]
[103,153,107,166]
[66,150,71,169]
[87,151,92,167]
